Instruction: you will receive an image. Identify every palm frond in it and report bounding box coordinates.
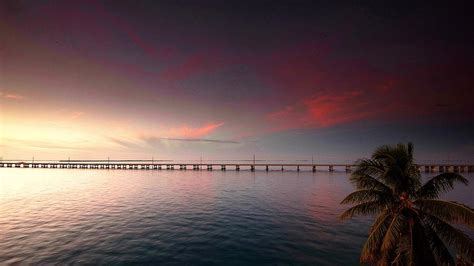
[393,234,412,266]
[415,199,474,227]
[339,201,388,220]
[352,158,386,176]
[360,210,393,263]
[416,173,469,199]
[410,216,439,266]
[421,214,474,262]
[340,189,394,205]
[381,213,408,252]
[350,158,392,192]
[372,144,397,163]
[420,219,455,265]
[407,142,414,162]
[350,173,392,192]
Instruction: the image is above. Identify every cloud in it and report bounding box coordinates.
[2,138,86,150]
[108,137,144,149]
[165,138,239,144]
[139,136,238,146]
[167,122,224,138]
[266,90,376,130]
[71,111,85,119]
[0,92,24,100]
[259,38,474,132]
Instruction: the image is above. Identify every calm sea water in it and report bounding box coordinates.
[0,169,472,265]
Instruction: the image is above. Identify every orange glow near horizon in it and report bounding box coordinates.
[0,103,230,159]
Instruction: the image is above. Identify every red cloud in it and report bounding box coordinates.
[260,36,474,132]
[266,90,377,130]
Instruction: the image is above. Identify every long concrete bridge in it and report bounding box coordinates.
[0,161,473,173]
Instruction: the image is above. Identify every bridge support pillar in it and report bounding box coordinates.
[266,165,269,171]
[345,165,351,172]
[221,165,226,171]
[236,165,240,171]
[297,165,300,172]
[312,165,316,172]
[454,166,459,173]
[424,166,430,173]
[329,165,334,172]
[251,165,255,172]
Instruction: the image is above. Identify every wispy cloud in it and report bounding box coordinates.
[2,138,86,150]
[108,137,144,149]
[71,111,85,119]
[165,138,239,144]
[0,92,24,100]
[140,136,238,145]
[167,122,224,138]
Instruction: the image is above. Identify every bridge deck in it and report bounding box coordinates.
[0,161,473,173]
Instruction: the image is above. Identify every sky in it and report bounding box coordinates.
[1,0,473,163]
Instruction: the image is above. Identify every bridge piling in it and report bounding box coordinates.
[345,165,351,172]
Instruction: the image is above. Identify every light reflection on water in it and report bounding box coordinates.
[0,169,472,265]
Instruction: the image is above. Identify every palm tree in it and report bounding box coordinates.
[340,142,474,265]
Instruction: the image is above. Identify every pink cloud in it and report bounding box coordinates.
[71,111,85,119]
[0,92,24,100]
[168,122,224,138]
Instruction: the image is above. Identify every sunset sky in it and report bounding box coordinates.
[1,1,473,162]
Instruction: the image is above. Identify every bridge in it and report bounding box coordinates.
[0,160,473,173]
